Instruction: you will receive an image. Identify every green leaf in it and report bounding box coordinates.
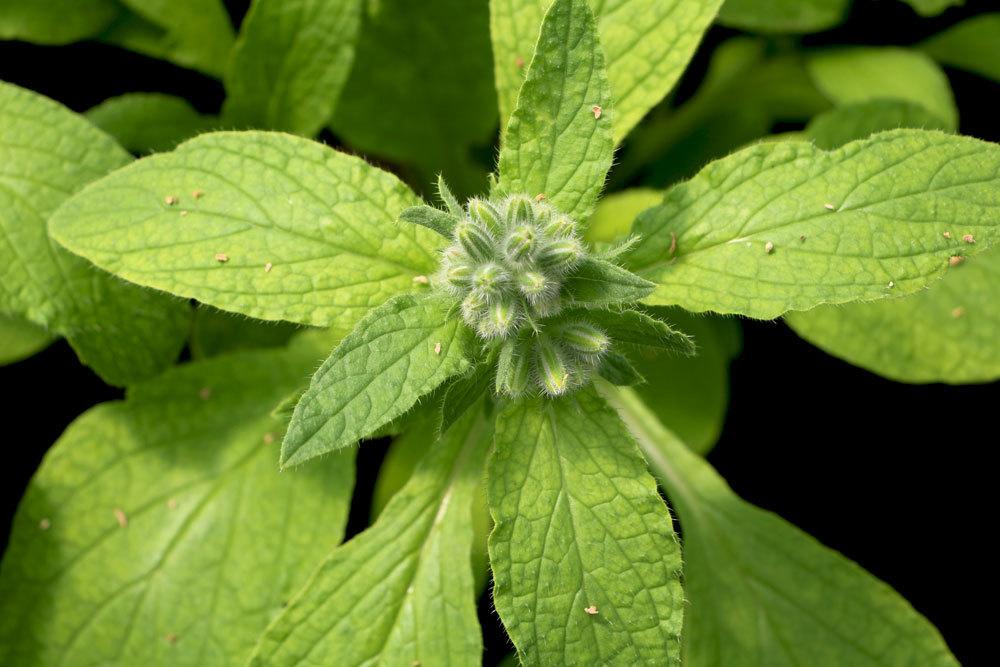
[488,387,684,665]
[249,408,489,666]
[603,385,959,667]
[223,0,362,136]
[491,0,723,142]
[577,306,695,355]
[901,0,962,17]
[807,47,958,130]
[0,345,355,667]
[281,294,473,467]
[584,188,662,244]
[400,204,459,239]
[189,305,303,359]
[787,249,1000,383]
[0,81,189,385]
[331,0,496,197]
[921,13,1000,83]
[805,99,950,150]
[596,349,644,385]
[563,256,655,306]
[438,362,494,436]
[105,0,235,78]
[497,0,614,222]
[718,0,849,34]
[49,130,439,332]
[627,130,1000,319]
[86,93,216,154]
[0,314,54,365]
[0,0,118,44]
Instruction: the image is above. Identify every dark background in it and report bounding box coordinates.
[2,0,997,664]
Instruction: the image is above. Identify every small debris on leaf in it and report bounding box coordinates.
[215,253,229,263]
[179,210,188,217]
[199,387,212,400]
[192,189,204,199]
[535,193,546,202]
[668,232,677,257]
[164,196,178,206]
[264,262,273,273]
[515,56,525,70]
[951,307,965,319]
[412,275,429,285]
[113,508,128,528]
[38,518,51,530]
[949,255,964,267]
[263,432,275,445]
[434,342,442,355]
[165,633,178,644]
[887,281,894,288]
[962,234,976,244]
[942,231,952,239]
[167,498,178,510]
[823,203,835,211]
[799,235,807,243]
[592,105,602,119]
[584,605,599,615]
[764,241,775,254]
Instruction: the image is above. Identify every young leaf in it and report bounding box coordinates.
[0,314,53,365]
[497,0,614,223]
[920,13,1000,83]
[49,131,439,333]
[717,0,849,34]
[787,249,1000,384]
[626,130,1000,319]
[563,256,655,306]
[249,409,490,666]
[0,81,189,385]
[86,93,217,154]
[223,0,362,136]
[596,349,644,386]
[571,306,695,356]
[491,0,723,141]
[488,387,684,665]
[0,346,355,667]
[438,361,494,436]
[805,99,949,150]
[400,204,459,239]
[603,385,959,667]
[0,0,118,44]
[281,294,473,467]
[806,47,958,130]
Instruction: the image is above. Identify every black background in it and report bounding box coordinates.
[2,1,997,664]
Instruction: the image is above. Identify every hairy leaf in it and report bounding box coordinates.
[604,386,959,667]
[0,314,54,365]
[86,93,216,154]
[250,410,489,666]
[718,0,849,33]
[921,13,1000,83]
[805,99,950,150]
[488,387,684,665]
[49,131,439,332]
[400,204,459,239]
[438,362,494,435]
[627,130,1000,319]
[281,294,473,467]
[0,345,355,667]
[492,0,722,141]
[497,0,614,222]
[224,0,362,136]
[563,256,655,306]
[0,0,118,44]
[0,81,189,385]
[569,306,695,355]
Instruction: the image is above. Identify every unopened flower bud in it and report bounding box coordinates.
[478,300,520,338]
[471,262,508,297]
[496,338,531,397]
[557,320,609,358]
[443,263,472,290]
[456,220,496,263]
[505,224,537,262]
[506,195,534,225]
[536,336,571,396]
[537,238,583,273]
[543,215,576,239]
[460,289,487,324]
[467,199,503,233]
[517,270,549,302]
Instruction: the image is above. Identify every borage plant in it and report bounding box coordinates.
[1,0,997,665]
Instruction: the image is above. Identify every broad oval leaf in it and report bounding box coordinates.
[497,0,614,223]
[920,13,1000,83]
[717,0,849,34]
[605,386,959,667]
[0,81,189,385]
[0,345,355,667]
[0,0,118,44]
[281,294,473,467]
[805,99,949,150]
[627,130,1000,319]
[902,0,961,17]
[86,93,217,154]
[488,387,684,665]
[249,409,489,666]
[0,314,54,365]
[223,0,362,136]
[49,130,440,332]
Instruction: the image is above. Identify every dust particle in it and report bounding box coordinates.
[165,633,178,644]
[412,275,429,285]
[949,255,964,267]
[824,203,835,211]
[38,518,51,530]
[962,234,976,244]
[584,605,599,615]
[199,387,212,400]
[192,190,204,199]
[764,241,775,254]
[887,281,894,288]
[434,342,442,355]
[942,231,952,239]
[535,193,546,202]
[164,196,178,206]
[263,432,275,445]
[515,56,525,70]
[951,307,965,319]
[592,105,602,119]
[113,508,128,528]
[264,262,273,273]
[179,210,188,217]
[668,232,677,257]
[215,253,229,263]
[167,498,178,510]
[799,235,807,243]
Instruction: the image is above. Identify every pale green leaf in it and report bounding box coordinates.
[604,385,959,667]
[491,0,723,142]
[281,294,473,467]
[400,204,459,239]
[49,130,439,332]
[0,81,189,385]
[249,409,489,667]
[569,306,695,355]
[488,387,684,665]
[0,345,355,667]
[627,130,1000,319]
[787,249,1000,383]
[224,0,362,136]
[807,47,958,130]
[901,0,962,17]
[805,99,950,150]
[331,0,496,197]
[585,187,662,244]
[189,305,303,359]
[0,314,54,365]
[497,0,614,222]
[86,93,216,154]
[921,13,1000,83]
[718,0,849,33]
[439,362,494,436]
[563,256,655,306]
[0,0,118,44]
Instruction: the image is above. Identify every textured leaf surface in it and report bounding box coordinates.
[250,410,489,666]
[497,0,614,222]
[718,0,848,33]
[627,130,1000,319]
[50,131,438,332]
[564,256,655,305]
[807,47,957,130]
[805,99,949,150]
[331,0,496,196]
[224,0,361,136]
[488,387,684,665]
[86,93,216,154]
[0,81,189,385]
[0,0,118,44]
[0,345,355,667]
[491,0,722,141]
[787,249,1000,383]
[0,314,53,365]
[281,295,473,467]
[921,13,1000,83]
[605,386,959,667]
